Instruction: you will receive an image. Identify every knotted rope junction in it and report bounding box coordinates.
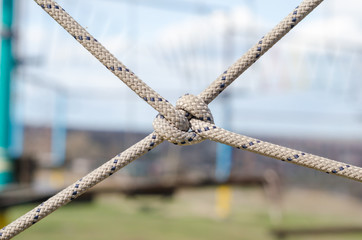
[1,0,361,239]
[153,94,214,145]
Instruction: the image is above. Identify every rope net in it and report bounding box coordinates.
[1,0,361,239]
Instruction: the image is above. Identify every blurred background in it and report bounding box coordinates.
[1,0,362,239]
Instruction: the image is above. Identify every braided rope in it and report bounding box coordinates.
[0,132,163,239]
[2,0,361,239]
[33,1,189,131]
[190,119,362,182]
[198,0,323,104]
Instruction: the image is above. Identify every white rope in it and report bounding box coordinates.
[190,118,362,182]
[1,0,361,239]
[0,132,163,239]
[199,0,324,104]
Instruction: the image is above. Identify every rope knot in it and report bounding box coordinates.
[153,94,214,145]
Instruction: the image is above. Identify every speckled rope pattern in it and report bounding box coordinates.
[1,0,361,239]
[32,2,189,132]
[190,119,362,182]
[198,0,323,104]
[0,133,163,239]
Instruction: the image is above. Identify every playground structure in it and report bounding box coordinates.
[0,0,362,239]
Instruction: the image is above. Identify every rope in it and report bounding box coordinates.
[189,118,362,182]
[33,1,188,132]
[153,94,214,145]
[2,0,361,239]
[198,0,324,104]
[0,132,163,239]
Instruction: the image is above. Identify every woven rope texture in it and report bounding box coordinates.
[1,0,361,239]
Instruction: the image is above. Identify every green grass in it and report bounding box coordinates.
[5,187,362,240]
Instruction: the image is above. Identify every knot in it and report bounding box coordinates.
[153,94,214,145]
[176,94,214,124]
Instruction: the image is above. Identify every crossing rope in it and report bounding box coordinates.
[1,0,361,239]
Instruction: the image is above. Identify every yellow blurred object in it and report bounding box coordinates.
[0,210,8,228]
[216,184,232,219]
[50,169,65,188]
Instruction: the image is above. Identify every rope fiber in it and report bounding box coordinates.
[0,132,163,239]
[1,0,361,239]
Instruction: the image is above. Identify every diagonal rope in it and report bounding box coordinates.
[199,0,324,104]
[0,132,163,240]
[189,119,362,182]
[33,0,189,131]
[3,0,361,239]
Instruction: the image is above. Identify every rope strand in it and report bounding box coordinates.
[3,0,361,239]
[33,0,188,131]
[0,132,163,240]
[199,0,324,104]
[190,119,362,182]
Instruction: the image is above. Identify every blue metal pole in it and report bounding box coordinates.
[0,0,14,189]
[215,94,233,182]
[51,92,67,166]
[215,143,233,181]
[9,74,24,158]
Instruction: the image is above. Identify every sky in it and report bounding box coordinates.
[8,0,362,140]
